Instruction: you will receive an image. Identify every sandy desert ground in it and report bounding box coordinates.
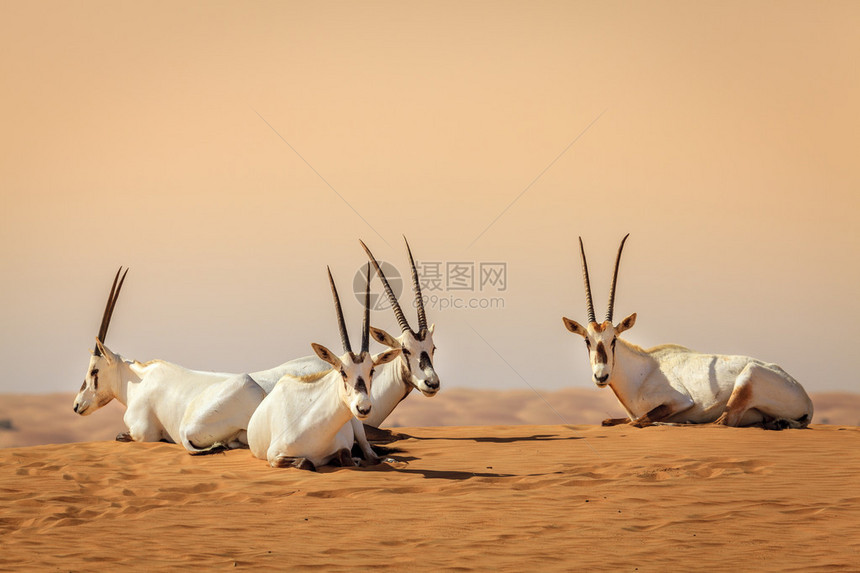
[1,423,858,571]
[1,389,858,448]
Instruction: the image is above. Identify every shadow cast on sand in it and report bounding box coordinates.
[399,433,585,444]
[370,465,516,481]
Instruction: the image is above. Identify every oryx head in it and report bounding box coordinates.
[74,267,128,415]
[562,235,637,387]
[360,237,440,397]
[312,265,401,420]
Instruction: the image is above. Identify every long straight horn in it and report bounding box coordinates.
[95,267,128,356]
[327,266,352,353]
[361,262,371,354]
[403,236,427,332]
[605,233,630,323]
[578,238,596,325]
[359,239,411,333]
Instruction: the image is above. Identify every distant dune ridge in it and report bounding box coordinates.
[1,390,858,448]
[1,424,858,570]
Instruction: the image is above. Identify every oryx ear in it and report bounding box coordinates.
[428,323,435,335]
[370,327,400,349]
[372,348,401,367]
[562,317,587,337]
[616,313,637,334]
[311,343,343,369]
[95,338,117,363]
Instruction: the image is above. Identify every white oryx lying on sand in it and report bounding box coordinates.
[562,236,813,429]
[73,268,295,453]
[247,266,400,470]
[275,237,441,456]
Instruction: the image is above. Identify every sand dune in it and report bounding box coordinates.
[1,390,858,449]
[1,424,858,571]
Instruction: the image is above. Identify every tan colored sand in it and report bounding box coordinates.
[2,390,858,448]
[1,424,858,571]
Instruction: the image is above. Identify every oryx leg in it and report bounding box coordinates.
[180,374,265,453]
[602,417,630,427]
[271,454,317,471]
[122,407,165,442]
[350,418,381,465]
[630,395,695,428]
[715,364,811,428]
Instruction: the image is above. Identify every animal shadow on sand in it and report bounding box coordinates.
[372,465,516,481]
[359,426,584,444]
[352,427,585,478]
[397,433,584,444]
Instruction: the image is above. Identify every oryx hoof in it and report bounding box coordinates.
[333,448,356,468]
[292,458,316,471]
[272,455,316,471]
[115,432,134,442]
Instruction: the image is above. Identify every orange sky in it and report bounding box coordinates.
[1,1,858,397]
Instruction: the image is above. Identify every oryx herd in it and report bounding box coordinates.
[73,236,813,470]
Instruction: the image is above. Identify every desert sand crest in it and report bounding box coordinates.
[1,424,859,571]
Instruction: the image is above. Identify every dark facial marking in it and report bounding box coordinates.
[80,380,87,392]
[595,342,608,365]
[355,377,368,394]
[400,348,413,374]
[419,351,431,371]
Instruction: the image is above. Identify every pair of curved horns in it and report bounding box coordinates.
[359,237,427,335]
[327,263,371,355]
[579,234,629,324]
[95,267,128,356]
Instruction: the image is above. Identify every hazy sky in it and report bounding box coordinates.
[2,1,858,397]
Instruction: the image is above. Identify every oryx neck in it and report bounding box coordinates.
[317,373,357,438]
[111,356,142,407]
[609,338,656,390]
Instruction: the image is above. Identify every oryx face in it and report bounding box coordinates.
[562,235,634,388]
[370,325,439,396]
[75,267,128,416]
[73,347,116,415]
[398,327,439,396]
[312,345,401,419]
[563,316,636,387]
[361,238,441,397]
[317,265,400,419]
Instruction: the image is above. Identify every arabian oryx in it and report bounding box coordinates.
[562,236,814,429]
[73,268,296,452]
[275,237,440,456]
[358,237,441,422]
[247,266,400,470]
